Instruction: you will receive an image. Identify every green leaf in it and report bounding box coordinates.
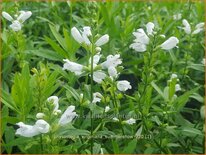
[111,140,119,154]
[151,81,166,100]
[122,139,137,154]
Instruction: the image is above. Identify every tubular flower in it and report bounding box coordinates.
[92,92,103,104]
[63,59,84,75]
[117,80,132,92]
[16,119,50,137]
[124,118,136,125]
[101,54,122,69]
[93,71,106,83]
[181,19,204,35]
[95,34,109,46]
[58,105,78,126]
[130,22,155,52]
[2,10,32,31]
[160,37,179,50]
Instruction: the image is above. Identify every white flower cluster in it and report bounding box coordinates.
[71,26,109,46]
[130,22,179,52]
[182,19,204,35]
[2,11,32,31]
[63,26,132,92]
[16,96,78,137]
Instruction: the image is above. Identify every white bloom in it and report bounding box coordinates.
[125,118,136,125]
[93,71,106,83]
[47,96,59,112]
[192,22,205,34]
[160,37,179,50]
[34,119,50,133]
[71,27,84,44]
[175,84,181,92]
[171,73,178,79]
[113,117,119,122]
[105,106,110,112]
[92,92,103,104]
[101,54,122,69]
[173,13,182,20]
[129,42,147,52]
[36,113,45,119]
[9,20,21,31]
[2,11,13,21]
[63,59,84,75]
[130,28,150,52]
[58,105,78,126]
[95,34,109,46]
[182,19,191,34]
[146,22,155,35]
[108,66,118,78]
[89,53,102,67]
[133,29,149,45]
[16,122,40,137]
[82,26,92,37]
[117,80,132,92]
[17,11,32,23]
[82,27,91,45]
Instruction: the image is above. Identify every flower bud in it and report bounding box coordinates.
[160,37,179,50]
[95,34,109,46]
[2,11,13,21]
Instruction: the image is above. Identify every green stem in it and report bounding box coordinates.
[90,39,94,154]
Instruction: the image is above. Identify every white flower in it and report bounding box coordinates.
[82,26,91,45]
[93,71,106,83]
[95,34,109,46]
[175,84,181,92]
[2,10,32,32]
[71,27,84,44]
[58,105,78,126]
[2,11,13,21]
[9,20,21,31]
[16,122,40,137]
[36,113,45,119]
[173,13,182,20]
[133,29,149,45]
[192,22,205,34]
[101,54,122,69]
[82,26,92,37]
[108,66,118,78]
[171,73,178,79]
[117,80,132,92]
[89,53,102,67]
[47,96,60,114]
[182,19,191,34]
[124,118,136,125]
[34,119,50,133]
[160,37,179,50]
[105,106,110,112]
[92,92,103,104]
[63,59,84,75]
[16,119,50,137]
[146,22,155,35]
[130,28,150,52]
[113,117,119,122]
[17,11,32,23]
[129,42,147,52]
